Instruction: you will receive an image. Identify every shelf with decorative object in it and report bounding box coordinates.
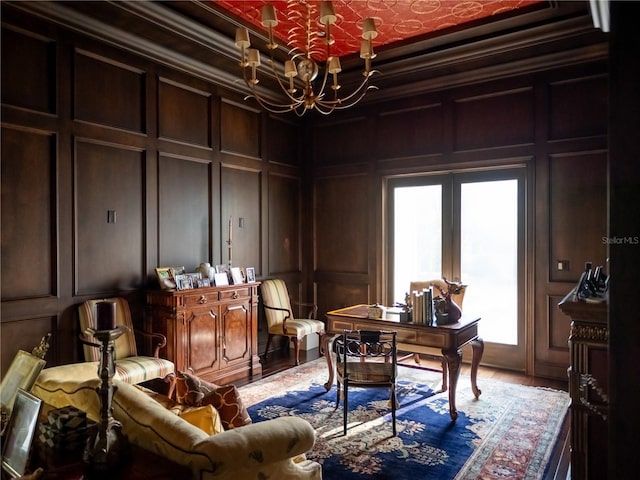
[558,288,608,480]
[146,283,262,385]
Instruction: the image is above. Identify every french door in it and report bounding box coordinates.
[388,168,526,370]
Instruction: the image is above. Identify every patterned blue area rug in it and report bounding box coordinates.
[241,358,569,480]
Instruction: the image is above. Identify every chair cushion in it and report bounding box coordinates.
[268,319,324,338]
[337,362,394,383]
[115,357,175,385]
[179,404,224,436]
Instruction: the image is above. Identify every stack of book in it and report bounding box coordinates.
[410,287,434,325]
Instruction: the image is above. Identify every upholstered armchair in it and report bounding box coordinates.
[260,279,325,366]
[78,297,175,388]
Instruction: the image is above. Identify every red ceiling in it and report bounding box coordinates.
[215,0,543,60]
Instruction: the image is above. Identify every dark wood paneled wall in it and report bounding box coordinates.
[310,63,608,378]
[1,3,608,381]
[0,7,304,374]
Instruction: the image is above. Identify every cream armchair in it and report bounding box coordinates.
[78,297,174,387]
[260,279,325,366]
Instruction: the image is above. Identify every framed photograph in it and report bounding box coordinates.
[155,267,175,290]
[174,274,194,291]
[215,264,229,274]
[1,389,43,479]
[0,350,46,416]
[196,278,211,288]
[170,266,185,277]
[231,267,244,285]
[214,272,229,286]
[246,267,256,283]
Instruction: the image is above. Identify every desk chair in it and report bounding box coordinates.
[335,330,398,436]
[78,297,175,390]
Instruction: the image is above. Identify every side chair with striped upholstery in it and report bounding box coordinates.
[78,297,175,391]
[260,279,325,366]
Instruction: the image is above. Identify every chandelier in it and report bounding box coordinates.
[234,1,379,116]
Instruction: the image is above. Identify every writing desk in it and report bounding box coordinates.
[322,304,484,420]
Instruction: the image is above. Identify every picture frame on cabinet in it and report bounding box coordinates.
[246,267,256,283]
[155,267,175,290]
[214,272,229,286]
[231,267,244,285]
[175,274,194,291]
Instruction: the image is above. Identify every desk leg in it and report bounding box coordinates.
[470,337,484,399]
[442,348,462,421]
[322,334,337,391]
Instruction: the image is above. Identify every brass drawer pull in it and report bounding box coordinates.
[232,291,239,299]
[198,295,208,304]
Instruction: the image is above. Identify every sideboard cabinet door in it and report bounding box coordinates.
[147,283,261,384]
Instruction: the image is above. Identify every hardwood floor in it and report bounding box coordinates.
[241,346,571,480]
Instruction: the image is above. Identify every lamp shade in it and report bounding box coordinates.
[328,57,342,74]
[362,18,378,40]
[261,5,278,28]
[247,49,261,67]
[235,27,250,49]
[320,1,337,25]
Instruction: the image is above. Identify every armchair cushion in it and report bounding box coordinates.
[115,357,175,385]
[175,371,252,430]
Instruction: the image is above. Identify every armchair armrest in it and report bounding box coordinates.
[263,304,292,335]
[133,330,167,358]
[195,416,317,475]
[291,300,318,319]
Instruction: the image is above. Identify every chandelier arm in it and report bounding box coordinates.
[321,86,379,111]
[327,72,379,106]
[240,63,306,112]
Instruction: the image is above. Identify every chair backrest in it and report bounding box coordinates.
[409,279,466,309]
[260,279,294,329]
[336,330,397,379]
[78,297,138,361]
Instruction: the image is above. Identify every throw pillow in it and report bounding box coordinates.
[175,371,219,405]
[179,404,224,436]
[201,384,252,430]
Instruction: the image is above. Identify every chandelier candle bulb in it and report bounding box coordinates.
[362,18,378,40]
[235,27,250,66]
[320,1,337,25]
[96,301,116,331]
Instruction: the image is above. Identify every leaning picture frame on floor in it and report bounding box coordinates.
[1,389,43,479]
[0,350,46,417]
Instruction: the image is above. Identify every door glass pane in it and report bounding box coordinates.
[460,180,518,345]
[393,185,442,304]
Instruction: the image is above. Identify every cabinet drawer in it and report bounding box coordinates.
[183,292,218,307]
[219,287,251,301]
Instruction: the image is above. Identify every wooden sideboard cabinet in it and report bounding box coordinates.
[559,292,608,480]
[146,283,262,384]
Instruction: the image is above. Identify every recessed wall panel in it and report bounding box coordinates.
[1,128,55,300]
[266,115,299,166]
[268,174,300,275]
[220,100,261,159]
[1,28,56,113]
[159,79,211,147]
[549,152,607,282]
[158,155,210,268]
[549,75,607,140]
[454,88,534,151]
[74,50,144,132]
[221,166,261,271]
[377,103,444,159]
[548,295,571,351]
[315,175,368,273]
[313,116,369,166]
[75,140,144,294]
